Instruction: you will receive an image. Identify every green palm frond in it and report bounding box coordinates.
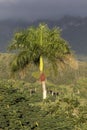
[10,50,30,72]
[8,23,73,75]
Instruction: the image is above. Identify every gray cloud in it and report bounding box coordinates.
[0,0,87,21]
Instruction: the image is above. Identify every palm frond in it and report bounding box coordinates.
[64,54,78,70]
[10,50,30,72]
[8,23,74,75]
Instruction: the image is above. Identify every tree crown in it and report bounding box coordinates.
[8,23,71,73]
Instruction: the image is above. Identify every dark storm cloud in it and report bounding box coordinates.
[0,0,87,20]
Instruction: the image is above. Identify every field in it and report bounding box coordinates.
[0,53,87,130]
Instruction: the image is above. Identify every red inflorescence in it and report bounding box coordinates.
[40,73,46,82]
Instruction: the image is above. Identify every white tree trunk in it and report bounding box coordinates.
[42,81,47,99]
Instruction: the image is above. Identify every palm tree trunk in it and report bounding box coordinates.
[39,56,47,99]
[40,25,47,99]
[42,81,47,99]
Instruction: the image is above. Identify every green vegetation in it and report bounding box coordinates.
[0,24,87,129]
[0,78,87,130]
[0,53,87,130]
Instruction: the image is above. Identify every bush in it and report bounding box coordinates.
[0,79,87,130]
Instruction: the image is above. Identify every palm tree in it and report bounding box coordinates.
[8,23,72,99]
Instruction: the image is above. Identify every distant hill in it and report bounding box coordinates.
[0,16,87,55]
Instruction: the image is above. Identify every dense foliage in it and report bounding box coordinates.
[8,23,71,73]
[0,79,87,130]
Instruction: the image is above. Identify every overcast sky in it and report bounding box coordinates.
[0,0,87,21]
